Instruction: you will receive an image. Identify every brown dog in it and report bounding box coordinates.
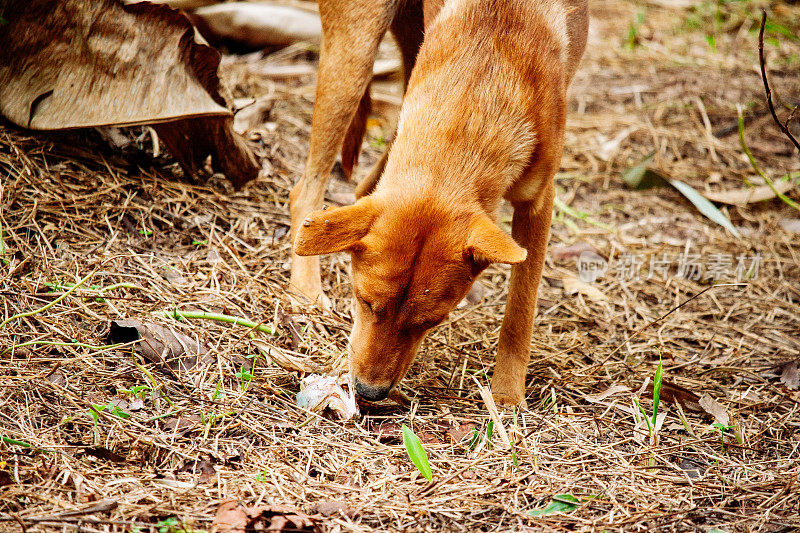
[291,0,588,405]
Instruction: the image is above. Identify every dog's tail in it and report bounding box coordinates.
[340,84,371,182]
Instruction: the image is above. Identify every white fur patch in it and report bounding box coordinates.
[432,0,570,66]
[536,0,570,65]
[433,0,463,25]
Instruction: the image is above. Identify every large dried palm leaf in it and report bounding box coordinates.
[0,0,258,188]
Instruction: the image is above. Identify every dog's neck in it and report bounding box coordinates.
[376,91,537,217]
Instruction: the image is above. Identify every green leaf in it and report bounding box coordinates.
[668,179,741,237]
[621,151,669,190]
[401,424,433,481]
[212,380,222,401]
[633,398,653,435]
[529,494,580,516]
[763,21,798,41]
[89,403,108,422]
[468,428,480,450]
[706,34,716,52]
[108,405,130,419]
[621,153,742,237]
[2,436,33,448]
[651,359,663,429]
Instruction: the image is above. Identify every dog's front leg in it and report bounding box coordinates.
[289,0,396,307]
[492,185,554,406]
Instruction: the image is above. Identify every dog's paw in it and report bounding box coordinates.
[490,374,527,408]
[491,389,525,408]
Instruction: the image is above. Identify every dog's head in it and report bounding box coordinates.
[294,195,525,401]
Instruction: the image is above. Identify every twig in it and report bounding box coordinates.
[759,10,800,154]
[585,283,747,375]
[785,106,798,131]
[0,269,97,329]
[0,340,125,357]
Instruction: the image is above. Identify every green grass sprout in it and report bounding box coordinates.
[162,309,273,335]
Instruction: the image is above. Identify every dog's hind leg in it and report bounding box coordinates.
[289,0,397,307]
[492,183,555,407]
[355,0,426,200]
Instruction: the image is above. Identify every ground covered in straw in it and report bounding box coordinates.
[2,1,800,531]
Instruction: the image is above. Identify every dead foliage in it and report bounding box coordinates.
[0,0,258,188]
[1,1,799,531]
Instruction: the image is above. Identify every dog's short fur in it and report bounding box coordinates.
[291,0,588,405]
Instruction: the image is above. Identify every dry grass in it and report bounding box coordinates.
[2,1,800,531]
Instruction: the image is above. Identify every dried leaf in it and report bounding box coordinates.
[232,97,274,135]
[83,446,127,463]
[584,384,630,403]
[646,379,702,412]
[374,421,403,443]
[177,457,216,484]
[551,241,598,262]
[252,340,317,373]
[153,478,195,490]
[163,413,202,434]
[779,219,800,233]
[278,309,303,352]
[702,180,796,205]
[153,116,258,189]
[53,499,118,517]
[107,319,212,379]
[311,500,358,519]
[598,126,638,161]
[562,275,609,302]
[0,0,258,188]
[191,3,322,48]
[125,0,218,9]
[212,500,320,533]
[419,431,443,445]
[446,422,476,443]
[0,1,226,128]
[676,457,706,479]
[780,361,799,390]
[698,394,730,426]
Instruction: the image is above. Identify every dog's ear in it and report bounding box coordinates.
[294,197,378,256]
[464,215,527,273]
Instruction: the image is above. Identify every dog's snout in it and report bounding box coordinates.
[354,379,390,402]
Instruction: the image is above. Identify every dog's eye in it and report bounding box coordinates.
[414,317,444,330]
[356,294,374,313]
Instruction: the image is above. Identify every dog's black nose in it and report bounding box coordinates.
[354,379,389,402]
